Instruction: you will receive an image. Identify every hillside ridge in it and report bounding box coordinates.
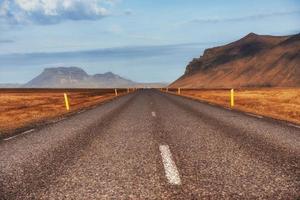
[170,33,300,88]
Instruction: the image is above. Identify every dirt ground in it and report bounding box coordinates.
[166,88,300,125]
[0,89,129,136]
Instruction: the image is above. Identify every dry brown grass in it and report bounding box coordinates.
[0,89,128,136]
[168,88,300,125]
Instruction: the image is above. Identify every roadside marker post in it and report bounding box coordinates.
[230,89,234,107]
[166,88,168,92]
[64,93,70,111]
[178,88,181,95]
[127,88,130,93]
[115,88,118,96]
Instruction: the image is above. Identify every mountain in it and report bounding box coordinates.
[24,67,137,88]
[23,66,168,88]
[170,33,300,88]
[0,83,22,88]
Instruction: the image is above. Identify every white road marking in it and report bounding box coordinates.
[77,110,86,114]
[246,113,263,119]
[159,145,181,185]
[3,135,18,141]
[151,111,156,117]
[3,129,35,141]
[288,123,300,129]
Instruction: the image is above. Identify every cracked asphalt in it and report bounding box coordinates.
[0,89,299,199]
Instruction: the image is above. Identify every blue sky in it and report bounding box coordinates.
[0,0,299,83]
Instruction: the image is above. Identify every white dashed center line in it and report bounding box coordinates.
[159,145,181,185]
[151,111,156,117]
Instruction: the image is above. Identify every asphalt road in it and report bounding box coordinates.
[0,89,299,199]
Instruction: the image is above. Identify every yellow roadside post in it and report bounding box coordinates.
[178,87,181,95]
[230,89,234,107]
[64,93,70,111]
[115,88,118,96]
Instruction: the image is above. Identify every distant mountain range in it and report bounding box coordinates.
[170,32,300,88]
[1,67,167,88]
[24,67,136,88]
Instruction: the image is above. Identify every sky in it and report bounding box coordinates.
[0,0,299,84]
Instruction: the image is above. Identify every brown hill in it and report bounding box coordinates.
[170,33,300,88]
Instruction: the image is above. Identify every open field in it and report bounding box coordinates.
[1,88,299,138]
[166,88,300,125]
[0,88,128,137]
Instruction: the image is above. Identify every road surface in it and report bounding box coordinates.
[0,89,299,199]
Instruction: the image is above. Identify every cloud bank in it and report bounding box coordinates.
[0,42,212,83]
[187,10,300,24]
[0,39,14,43]
[0,0,115,25]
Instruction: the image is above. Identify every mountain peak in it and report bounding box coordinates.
[245,32,258,38]
[93,71,120,79]
[43,66,88,75]
[240,32,288,44]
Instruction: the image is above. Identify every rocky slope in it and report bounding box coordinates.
[170,33,300,88]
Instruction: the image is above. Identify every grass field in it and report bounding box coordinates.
[1,88,299,138]
[167,88,300,125]
[0,89,128,137]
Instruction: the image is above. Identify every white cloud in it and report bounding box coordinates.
[0,39,14,43]
[0,0,9,15]
[0,0,116,25]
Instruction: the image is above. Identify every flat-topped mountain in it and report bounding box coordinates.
[22,66,168,88]
[24,67,137,88]
[170,33,300,88]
